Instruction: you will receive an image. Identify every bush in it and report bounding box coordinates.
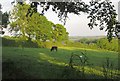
[2,37,39,48]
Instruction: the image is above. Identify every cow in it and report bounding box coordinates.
[50,46,58,51]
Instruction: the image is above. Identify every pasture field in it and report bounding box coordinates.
[2,47,119,79]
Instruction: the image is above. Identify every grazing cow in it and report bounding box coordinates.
[51,46,57,51]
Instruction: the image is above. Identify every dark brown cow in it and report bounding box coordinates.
[50,46,57,51]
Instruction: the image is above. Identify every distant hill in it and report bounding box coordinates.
[69,36,106,41]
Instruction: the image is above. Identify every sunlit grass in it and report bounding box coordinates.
[39,52,103,76]
[38,51,119,78]
[39,52,67,66]
[60,47,118,53]
[2,46,119,79]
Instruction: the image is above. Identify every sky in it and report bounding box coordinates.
[0,0,120,36]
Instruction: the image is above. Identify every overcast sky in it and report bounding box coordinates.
[0,0,120,36]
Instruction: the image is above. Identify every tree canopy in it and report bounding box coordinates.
[2,0,118,41]
[10,3,68,42]
[0,3,9,35]
[27,0,117,41]
[52,24,69,41]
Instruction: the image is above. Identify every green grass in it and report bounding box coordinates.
[2,46,119,79]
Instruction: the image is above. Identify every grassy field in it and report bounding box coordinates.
[2,46,119,79]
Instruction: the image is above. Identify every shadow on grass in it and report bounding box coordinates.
[2,47,119,80]
[2,59,36,79]
[2,59,105,80]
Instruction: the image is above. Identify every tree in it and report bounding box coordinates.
[52,24,69,42]
[10,3,69,42]
[28,13,54,42]
[0,3,9,35]
[10,3,30,39]
[96,38,118,51]
[34,2,89,24]
[0,3,2,25]
[10,4,52,41]
[2,12,9,28]
[0,3,3,34]
[87,0,117,41]
[29,1,117,41]
[9,0,118,41]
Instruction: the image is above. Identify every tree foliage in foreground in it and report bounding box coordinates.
[0,3,9,35]
[4,0,118,42]
[29,0,117,41]
[10,3,68,42]
[87,0,117,41]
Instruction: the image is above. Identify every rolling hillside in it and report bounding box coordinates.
[2,47,119,79]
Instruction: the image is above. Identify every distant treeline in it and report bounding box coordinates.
[2,36,118,52]
[66,38,118,52]
[2,36,66,48]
